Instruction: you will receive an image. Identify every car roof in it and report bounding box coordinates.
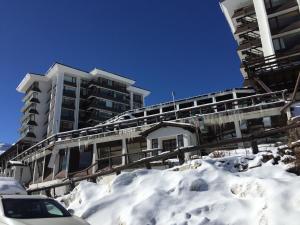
[0,195,49,199]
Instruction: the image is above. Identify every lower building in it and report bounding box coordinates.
[0,87,291,191]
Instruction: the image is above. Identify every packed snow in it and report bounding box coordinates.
[60,144,300,225]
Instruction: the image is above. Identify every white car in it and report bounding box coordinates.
[0,195,90,225]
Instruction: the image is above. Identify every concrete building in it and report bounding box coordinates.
[17,63,150,145]
[220,0,300,92]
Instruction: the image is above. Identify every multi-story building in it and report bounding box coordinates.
[17,63,150,145]
[220,0,300,92]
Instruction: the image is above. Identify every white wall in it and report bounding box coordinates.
[146,126,197,150]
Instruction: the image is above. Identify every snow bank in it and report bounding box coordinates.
[60,145,300,225]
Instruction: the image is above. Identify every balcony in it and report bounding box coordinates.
[238,38,262,51]
[88,80,128,94]
[266,0,298,15]
[61,114,75,122]
[62,101,75,110]
[22,104,38,115]
[87,99,129,113]
[21,101,39,113]
[20,126,36,139]
[232,4,255,19]
[64,80,77,87]
[235,21,258,35]
[271,20,300,36]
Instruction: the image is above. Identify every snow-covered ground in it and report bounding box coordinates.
[60,144,300,225]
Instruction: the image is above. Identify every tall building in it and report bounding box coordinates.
[220,0,300,92]
[17,63,150,144]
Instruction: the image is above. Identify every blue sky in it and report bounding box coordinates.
[0,0,242,144]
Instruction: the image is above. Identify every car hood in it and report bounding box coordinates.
[4,216,89,225]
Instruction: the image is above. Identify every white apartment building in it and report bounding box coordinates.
[17,63,150,144]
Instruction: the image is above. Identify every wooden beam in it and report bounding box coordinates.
[253,77,272,93]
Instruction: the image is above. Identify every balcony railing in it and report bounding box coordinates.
[87,100,129,113]
[63,90,76,98]
[232,4,255,18]
[61,114,75,121]
[266,0,297,15]
[64,80,77,87]
[243,49,300,76]
[88,89,130,105]
[62,101,76,110]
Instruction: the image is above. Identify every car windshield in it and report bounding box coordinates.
[2,198,71,219]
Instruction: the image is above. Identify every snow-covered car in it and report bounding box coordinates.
[0,195,90,225]
[0,178,27,195]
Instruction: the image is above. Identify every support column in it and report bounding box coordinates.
[92,143,98,174]
[212,97,217,112]
[253,0,275,57]
[232,91,239,109]
[122,139,128,165]
[144,111,147,125]
[74,78,81,130]
[130,92,134,110]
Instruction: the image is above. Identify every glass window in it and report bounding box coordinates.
[107,80,113,86]
[151,139,158,149]
[2,199,71,219]
[64,75,76,83]
[106,100,113,108]
[58,149,68,171]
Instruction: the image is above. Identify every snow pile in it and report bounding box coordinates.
[0,142,10,155]
[0,177,27,195]
[60,144,300,225]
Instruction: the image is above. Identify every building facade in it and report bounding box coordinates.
[17,63,150,145]
[220,0,300,92]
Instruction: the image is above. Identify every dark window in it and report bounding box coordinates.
[2,199,71,219]
[60,121,73,132]
[177,134,184,147]
[151,139,158,149]
[79,147,93,170]
[58,149,68,171]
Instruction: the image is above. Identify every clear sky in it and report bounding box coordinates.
[0,0,242,144]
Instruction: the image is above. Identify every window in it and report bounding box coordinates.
[151,139,158,149]
[64,75,76,84]
[107,79,113,86]
[58,149,68,171]
[177,134,184,148]
[60,120,73,132]
[2,199,71,219]
[106,100,113,108]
